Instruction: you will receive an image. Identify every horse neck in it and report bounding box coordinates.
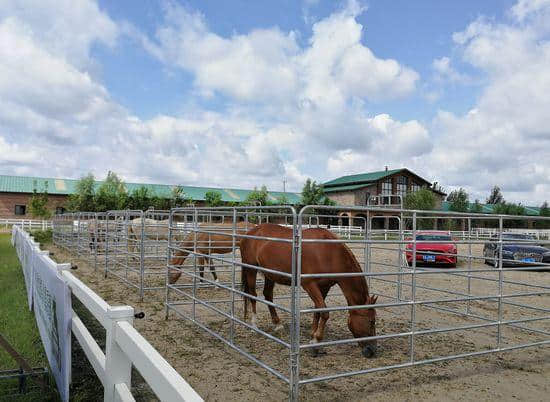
[338,276,368,307]
[337,248,368,307]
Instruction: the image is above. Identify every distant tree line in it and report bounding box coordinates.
[56,172,294,214]
[27,172,550,228]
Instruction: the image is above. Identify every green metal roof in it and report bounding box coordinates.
[324,168,404,187]
[0,174,301,204]
[324,184,371,193]
[440,201,541,216]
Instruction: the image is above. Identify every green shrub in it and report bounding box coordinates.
[31,229,52,246]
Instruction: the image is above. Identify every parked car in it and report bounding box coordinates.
[405,231,457,267]
[483,233,550,267]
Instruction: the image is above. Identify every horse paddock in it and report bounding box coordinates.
[51,206,550,401]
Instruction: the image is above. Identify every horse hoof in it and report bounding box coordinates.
[274,324,284,332]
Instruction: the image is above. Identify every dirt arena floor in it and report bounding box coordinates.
[49,241,550,401]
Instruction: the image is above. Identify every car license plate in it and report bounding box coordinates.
[521,257,535,263]
[423,255,436,262]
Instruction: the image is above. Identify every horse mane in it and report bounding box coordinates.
[325,230,370,302]
[312,228,369,301]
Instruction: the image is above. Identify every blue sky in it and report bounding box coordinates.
[1,0,550,204]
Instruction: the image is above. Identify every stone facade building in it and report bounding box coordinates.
[323,168,447,229]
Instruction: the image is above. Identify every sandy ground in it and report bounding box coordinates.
[49,241,550,402]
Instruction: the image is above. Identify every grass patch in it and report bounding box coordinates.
[0,233,59,400]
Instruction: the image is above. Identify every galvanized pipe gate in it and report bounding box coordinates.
[54,206,550,401]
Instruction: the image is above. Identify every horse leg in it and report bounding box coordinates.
[263,278,282,332]
[198,256,205,283]
[208,256,218,282]
[246,271,259,328]
[310,285,330,340]
[303,283,330,356]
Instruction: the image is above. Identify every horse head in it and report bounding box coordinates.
[348,294,378,358]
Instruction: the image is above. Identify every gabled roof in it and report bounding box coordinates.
[0,174,301,204]
[324,168,404,187]
[323,168,431,191]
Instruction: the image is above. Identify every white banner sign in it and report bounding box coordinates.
[12,227,72,402]
[32,252,71,402]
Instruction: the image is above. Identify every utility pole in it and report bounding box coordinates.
[283,178,287,193]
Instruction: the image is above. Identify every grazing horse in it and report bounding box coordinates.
[168,221,253,284]
[240,223,378,357]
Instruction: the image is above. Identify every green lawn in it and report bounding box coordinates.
[0,233,59,400]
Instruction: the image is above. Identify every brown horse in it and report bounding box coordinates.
[240,223,378,357]
[168,221,253,284]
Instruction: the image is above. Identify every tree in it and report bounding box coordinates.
[275,194,289,205]
[470,199,483,213]
[170,185,191,208]
[245,185,270,206]
[403,188,436,211]
[486,186,504,204]
[95,171,127,211]
[301,179,334,205]
[205,190,223,207]
[540,201,550,217]
[29,180,51,219]
[447,188,469,212]
[128,186,154,211]
[539,201,550,229]
[66,173,96,212]
[403,189,436,229]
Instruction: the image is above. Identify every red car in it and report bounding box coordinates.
[405,231,457,267]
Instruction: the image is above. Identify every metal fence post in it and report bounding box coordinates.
[497,216,504,347]
[289,208,301,402]
[230,208,237,344]
[140,211,145,301]
[410,211,417,363]
[103,306,134,402]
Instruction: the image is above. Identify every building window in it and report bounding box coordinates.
[365,192,371,205]
[396,176,408,198]
[412,183,421,192]
[56,207,66,215]
[381,179,392,195]
[15,205,26,215]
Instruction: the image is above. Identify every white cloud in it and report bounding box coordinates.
[1,0,118,69]
[326,114,432,176]
[12,0,550,207]
[432,56,468,83]
[510,0,550,21]
[145,1,418,105]
[430,0,550,203]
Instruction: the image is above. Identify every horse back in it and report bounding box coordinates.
[241,224,361,279]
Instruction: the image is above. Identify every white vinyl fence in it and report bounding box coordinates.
[11,225,202,402]
[1,218,52,231]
